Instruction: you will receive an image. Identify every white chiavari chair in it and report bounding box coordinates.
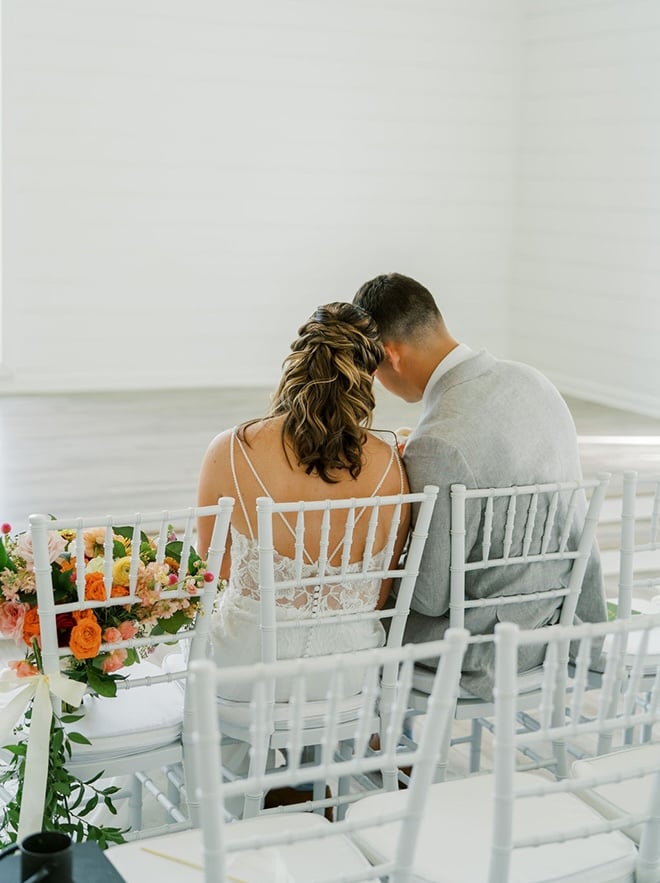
[213,486,438,820]
[408,474,610,778]
[603,471,660,748]
[29,499,233,837]
[346,615,660,883]
[105,632,469,883]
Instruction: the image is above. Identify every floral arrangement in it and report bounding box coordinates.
[0,520,215,696]
[0,519,217,846]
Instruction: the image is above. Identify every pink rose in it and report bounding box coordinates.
[102,627,122,644]
[101,648,127,674]
[118,621,138,640]
[15,530,68,569]
[0,601,28,642]
[9,659,39,678]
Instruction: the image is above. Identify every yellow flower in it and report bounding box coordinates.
[112,556,132,587]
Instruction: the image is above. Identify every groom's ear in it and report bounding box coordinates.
[383,342,402,373]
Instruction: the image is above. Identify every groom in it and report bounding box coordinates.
[353,272,606,699]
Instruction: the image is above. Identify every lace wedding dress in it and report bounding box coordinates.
[210,429,401,701]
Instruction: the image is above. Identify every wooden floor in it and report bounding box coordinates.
[2,385,659,532]
[1,385,659,602]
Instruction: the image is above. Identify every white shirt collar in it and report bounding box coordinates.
[422,343,473,408]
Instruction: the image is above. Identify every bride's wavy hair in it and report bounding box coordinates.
[269,302,384,482]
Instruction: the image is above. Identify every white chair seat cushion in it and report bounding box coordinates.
[217,691,367,731]
[572,743,660,844]
[346,771,637,883]
[67,661,183,760]
[107,812,371,882]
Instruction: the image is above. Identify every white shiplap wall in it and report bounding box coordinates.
[511,0,660,417]
[1,0,518,392]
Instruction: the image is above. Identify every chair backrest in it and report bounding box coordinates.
[256,485,439,664]
[188,630,468,883]
[490,614,660,882]
[29,499,234,687]
[449,474,610,631]
[617,470,660,619]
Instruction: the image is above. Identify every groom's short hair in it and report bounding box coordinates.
[353,273,443,343]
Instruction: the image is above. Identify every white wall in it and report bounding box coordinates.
[1,0,518,392]
[511,0,660,417]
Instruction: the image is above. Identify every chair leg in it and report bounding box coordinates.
[128,773,143,831]
[242,791,263,818]
[336,739,356,821]
[242,737,270,819]
[166,765,182,809]
[433,716,451,784]
[469,719,483,773]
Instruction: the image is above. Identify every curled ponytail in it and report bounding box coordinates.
[268,302,384,482]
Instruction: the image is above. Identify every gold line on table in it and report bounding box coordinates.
[139,845,247,881]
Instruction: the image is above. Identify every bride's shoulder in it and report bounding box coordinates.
[203,427,235,458]
[365,429,398,455]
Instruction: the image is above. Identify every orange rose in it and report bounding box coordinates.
[69,616,102,660]
[22,608,41,647]
[110,585,129,598]
[72,608,97,623]
[85,572,108,602]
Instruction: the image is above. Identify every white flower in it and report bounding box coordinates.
[85,556,105,574]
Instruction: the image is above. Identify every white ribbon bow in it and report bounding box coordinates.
[0,667,87,840]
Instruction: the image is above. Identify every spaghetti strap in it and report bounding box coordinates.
[232,428,403,564]
[325,441,401,561]
[369,444,400,498]
[233,428,316,562]
[230,429,257,540]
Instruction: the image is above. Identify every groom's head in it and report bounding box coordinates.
[353,272,457,403]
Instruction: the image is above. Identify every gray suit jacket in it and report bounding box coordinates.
[402,350,606,699]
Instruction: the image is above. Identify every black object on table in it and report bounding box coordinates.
[0,842,126,883]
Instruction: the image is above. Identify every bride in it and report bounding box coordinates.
[196,301,410,699]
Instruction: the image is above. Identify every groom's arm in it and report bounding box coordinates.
[403,436,476,618]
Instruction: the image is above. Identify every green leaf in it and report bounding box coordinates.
[67,731,92,746]
[69,789,84,811]
[78,795,99,817]
[59,713,85,724]
[151,609,194,635]
[86,667,118,698]
[112,539,127,558]
[103,798,118,815]
[51,728,64,754]
[124,648,140,666]
[0,538,16,572]
[164,540,183,562]
[165,540,202,574]
[3,744,27,757]
[113,525,149,546]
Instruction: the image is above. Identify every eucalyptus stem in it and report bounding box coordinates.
[0,704,127,849]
